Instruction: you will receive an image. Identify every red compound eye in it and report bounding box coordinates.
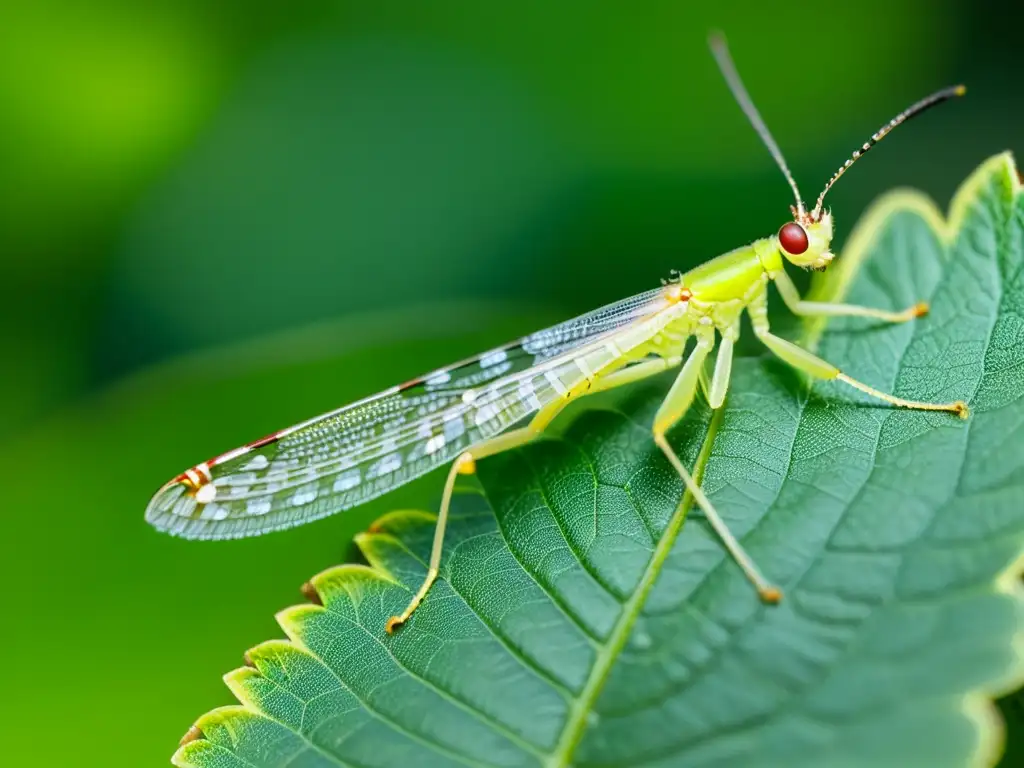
[778,222,809,255]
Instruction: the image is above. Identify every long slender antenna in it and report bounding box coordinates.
[813,84,966,218]
[709,32,806,217]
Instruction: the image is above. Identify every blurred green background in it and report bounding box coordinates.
[1,2,1021,765]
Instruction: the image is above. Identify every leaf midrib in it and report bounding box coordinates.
[545,404,727,768]
[544,262,847,765]
[616,263,960,762]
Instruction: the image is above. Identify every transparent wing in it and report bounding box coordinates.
[145,286,671,540]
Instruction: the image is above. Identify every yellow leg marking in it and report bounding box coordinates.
[653,333,782,604]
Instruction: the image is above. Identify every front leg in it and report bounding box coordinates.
[747,290,968,418]
[773,268,928,323]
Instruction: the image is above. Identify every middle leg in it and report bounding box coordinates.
[652,328,782,602]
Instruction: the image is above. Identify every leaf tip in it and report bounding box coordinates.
[275,603,320,640]
[365,508,437,536]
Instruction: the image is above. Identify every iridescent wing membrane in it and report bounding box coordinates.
[145,287,671,539]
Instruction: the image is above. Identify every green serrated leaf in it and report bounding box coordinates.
[173,154,1024,768]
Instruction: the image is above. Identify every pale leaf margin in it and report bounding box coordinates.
[806,151,1024,767]
[171,153,1024,768]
